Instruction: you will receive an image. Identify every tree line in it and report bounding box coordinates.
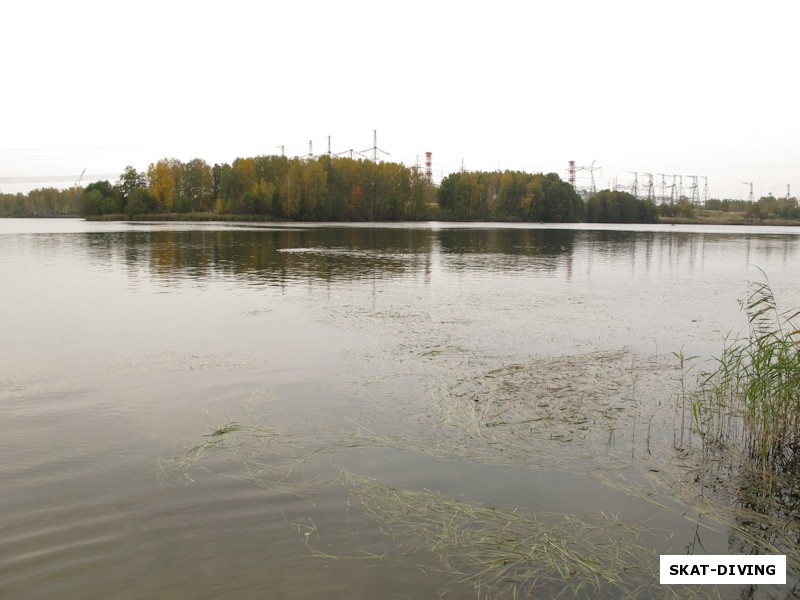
[704,196,800,220]
[78,155,432,221]
[0,187,81,218]
[437,171,583,221]
[436,170,658,223]
[0,153,689,224]
[0,155,431,221]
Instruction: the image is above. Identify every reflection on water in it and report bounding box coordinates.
[79,228,433,286]
[66,225,800,291]
[1,220,800,599]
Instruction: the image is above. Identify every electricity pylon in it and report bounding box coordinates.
[577,160,601,195]
[742,182,754,202]
[360,130,390,162]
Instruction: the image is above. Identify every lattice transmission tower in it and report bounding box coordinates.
[577,160,601,195]
[742,182,754,202]
[361,130,390,162]
[643,173,655,201]
[630,172,639,199]
[687,175,699,205]
[657,174,668,203]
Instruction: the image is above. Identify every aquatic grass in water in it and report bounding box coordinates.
[337,471,713,600]
[165,376,800,596]
[592,467,800,570]
[417,350,680,471]
[693,276,800,469]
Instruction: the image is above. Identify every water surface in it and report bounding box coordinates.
[2,219,799,599]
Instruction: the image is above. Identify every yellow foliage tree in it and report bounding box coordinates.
[233,157,257,197]
[281,159,303,218]
[148,158,181,212]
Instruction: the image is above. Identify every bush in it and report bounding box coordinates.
[676,201,695,218]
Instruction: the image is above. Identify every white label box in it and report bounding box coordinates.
[660,555,786,585]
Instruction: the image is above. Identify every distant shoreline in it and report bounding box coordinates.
[78,212,800,227]
[5,212,800,227]
[658,211,800,227]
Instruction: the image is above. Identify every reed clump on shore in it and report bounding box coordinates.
[693,275,800,470]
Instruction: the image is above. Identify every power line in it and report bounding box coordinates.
[0,173,120,184]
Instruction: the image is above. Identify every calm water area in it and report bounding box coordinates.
[1,219,799,599]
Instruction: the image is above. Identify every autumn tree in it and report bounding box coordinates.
[374,161,408,220]
[148,159,182,212]
[498,171,516,217]
[301,159,329,219]
[232,157,257,200]
[280,159,303,218]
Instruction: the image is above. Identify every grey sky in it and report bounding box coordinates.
[2,0,797,200]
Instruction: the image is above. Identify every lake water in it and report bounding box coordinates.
[1,219,799,599]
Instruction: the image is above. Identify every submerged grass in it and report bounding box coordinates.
[692,275,800,470]
[164,333,800,596]
[592,467,800,570]
[338,470,713,600]
[168,418,327,489]
[416,350,682,473]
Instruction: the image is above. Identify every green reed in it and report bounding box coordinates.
[693,276,800,469]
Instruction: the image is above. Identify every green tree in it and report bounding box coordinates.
[587,190,657,223]
[84,180,114,198]
[116,166,147,203]
[125,187,157,218]
[181,158,214,212]
[436,172,459,215]
[327,156,358,219]
[531,173,582,222]
[100,195,121,215]
[453,174,473,219]
[214,163,235,210]
[746,202,764,222]
[175,196,192,213]
[79,188,103,216]
[677,200,695,219]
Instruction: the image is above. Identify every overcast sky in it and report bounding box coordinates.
[2,0,798,200]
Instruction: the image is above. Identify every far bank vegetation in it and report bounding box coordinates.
[2,154,797,224]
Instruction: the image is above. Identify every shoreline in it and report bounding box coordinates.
[87,212,800,227]
[5,213,800,227]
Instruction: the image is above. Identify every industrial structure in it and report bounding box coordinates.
[272,136,780,204]
[425,152,433,184]
[569,160,721,205]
